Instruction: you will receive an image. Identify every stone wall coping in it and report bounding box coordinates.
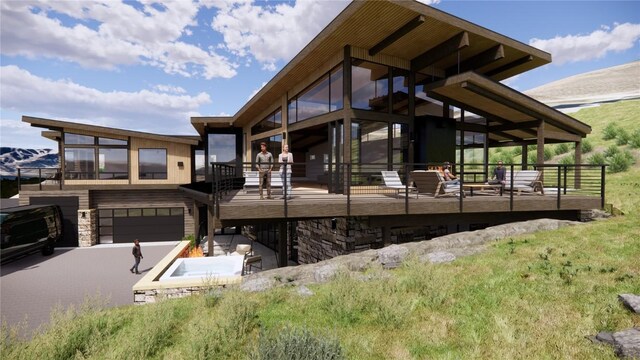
[132,240,241,293]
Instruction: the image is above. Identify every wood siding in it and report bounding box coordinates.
[130,137,192,185]
[19,190,90,209]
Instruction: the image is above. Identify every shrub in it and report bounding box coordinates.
[587,153,606,165]
[544,147,553,161]
[628,129,640,149]
[559,155,574,165]
[512,146,522,156]
[608,153,632,173]
[527,152,537,165]
[554,143,570,156]
[251,326,345,360]
[615,128,630,146]
[603,145,620,158]
[581,139,593,153]
[602,123,619,140]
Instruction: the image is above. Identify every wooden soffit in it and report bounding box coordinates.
[425,71,592,142]
[191,116,235,137]
[23,116,199,145]
[230,0,552,128]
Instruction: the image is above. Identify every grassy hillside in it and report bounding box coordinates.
[2,101,640,360]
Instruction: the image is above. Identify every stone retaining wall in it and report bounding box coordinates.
[78,209,97,247]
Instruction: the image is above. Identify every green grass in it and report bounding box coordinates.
[2,100,640,359]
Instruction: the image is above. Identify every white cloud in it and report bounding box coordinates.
[0,65,210,135]
[153,84,187,94]
[530,23,640,65]
[0,0,237,79]
[211,0,349,70]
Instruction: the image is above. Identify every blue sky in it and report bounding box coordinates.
[1,0,639,149]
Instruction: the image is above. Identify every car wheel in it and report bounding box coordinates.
[41,242,55,256]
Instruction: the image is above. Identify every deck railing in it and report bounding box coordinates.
[210,162,607,218]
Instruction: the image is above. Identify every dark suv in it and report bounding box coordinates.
[1,204,63,263]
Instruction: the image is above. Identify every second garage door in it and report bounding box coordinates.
[99,208,184,243]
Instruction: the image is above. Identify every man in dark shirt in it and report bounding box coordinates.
[130,239,143,274]
[255,142,273,200]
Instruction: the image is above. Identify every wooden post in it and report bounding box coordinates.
[207,204,214,257]
[278,222,288,267]
[537,120,545,181]
[574,140,582,189]
[521,144,528,170]
[192,201,200,240]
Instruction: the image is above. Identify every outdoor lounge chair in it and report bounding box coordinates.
[410,170,464,198]
[504,170,544,195]
[243,171,283,194]
[381,171,418,198]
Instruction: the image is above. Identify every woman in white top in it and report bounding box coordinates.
[278,144,293,199]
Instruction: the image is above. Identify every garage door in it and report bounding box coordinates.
[98,208,184,243]
[29,196,79,247]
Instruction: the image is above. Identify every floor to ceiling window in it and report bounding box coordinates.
[351,60,389,112]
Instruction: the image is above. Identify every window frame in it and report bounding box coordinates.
[138,148,168,180]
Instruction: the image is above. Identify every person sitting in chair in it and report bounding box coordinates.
[489,161,506,185]
[442,161,459,188]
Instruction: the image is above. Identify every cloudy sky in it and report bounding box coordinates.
[1,0,639,149]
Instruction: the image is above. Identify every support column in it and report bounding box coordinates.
[207,204,214,257]
[522,145,528,170]
[78,209,96,247]
[537,120,545,181]
[574,140,582,189]
[192,201,200,240]
[278,222,288,267]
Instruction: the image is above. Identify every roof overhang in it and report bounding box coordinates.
[23,116,200,146]
[191,117,234,137]
[226,0,551,128]
[425,71,591,144]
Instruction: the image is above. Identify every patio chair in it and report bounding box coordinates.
[381,171,418,198]
[504,170,544,195]
[411,170,463,198]
[244,255,263,274]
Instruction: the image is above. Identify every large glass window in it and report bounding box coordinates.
[392,69,409,115]
[251,134,282,166]
[99,148,128,179]
[64,148,96,179]
[415,72,444,117]
[208,134,236,164]
[351,60,389,112]
[98,137,127,145]
[297,75,330,121]
[251,109,282,136]
[330,66,343,111]
[352,120,388,165]
[139,149,167,179]
[65,133,94,145]
[288,64,343,124]
[392,123,409,167]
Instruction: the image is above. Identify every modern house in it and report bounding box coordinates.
[19,0,602,266]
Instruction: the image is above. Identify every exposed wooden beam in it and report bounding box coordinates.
[446,44,504,77]
[490,120,539,132]
[462,82,576,134]
[485,55,534,77]
[544,130,582,142]
[426,92,523,142]
[411,31,469,72]
[369,15,425,56]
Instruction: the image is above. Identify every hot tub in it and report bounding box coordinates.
[159,255,244,282]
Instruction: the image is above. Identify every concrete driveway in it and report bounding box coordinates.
[0,242,177,337]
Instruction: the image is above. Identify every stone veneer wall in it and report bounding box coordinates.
[78,209,97,247]
[134,287,207,304]
[297,217,383,264]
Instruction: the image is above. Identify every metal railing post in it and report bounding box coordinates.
[459,162,464,213]
[39,168,42,191]
[283,161,288,219]
[563,165,568,195]
[347,163,351,218]
[17,168,21,191]
[509,164,514,211]
[601,165,606,209]
[557,165,561,210]
[405,164,409,214]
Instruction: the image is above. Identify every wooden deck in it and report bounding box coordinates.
[216,184,601,223]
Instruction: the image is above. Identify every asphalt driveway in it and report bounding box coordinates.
[0,242,177,337]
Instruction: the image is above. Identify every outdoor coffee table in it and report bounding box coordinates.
[463,183,503,196]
